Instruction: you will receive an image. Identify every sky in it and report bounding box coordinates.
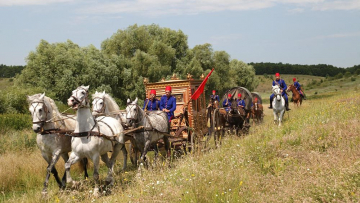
[0,0,359,68]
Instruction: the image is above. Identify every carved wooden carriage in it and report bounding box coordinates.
[144,74,208,152]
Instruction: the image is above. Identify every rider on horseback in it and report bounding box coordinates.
[293,78,307,100]
[222,93,233,112]
[143,89,159,111]
[208,90,220,108]
[269,73,291,111]
[237,93,245,109]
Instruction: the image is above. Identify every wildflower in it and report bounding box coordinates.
[239,181,243,186]
[191,174,195,177]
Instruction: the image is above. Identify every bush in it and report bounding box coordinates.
[344,71,352,78]
[351,77,356,81]
[0,86,45,114]
[0,114,32,131]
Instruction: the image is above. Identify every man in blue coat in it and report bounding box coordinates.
[143,89,159,111]
[208,90,220,108]
[237,93,245,109]
[269,73,291,111]
[222,93,233,112]
[160,86,176,122]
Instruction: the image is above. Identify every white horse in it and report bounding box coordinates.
[272,85,285,126]
[92,91,139,168]
[27,93,88,194]
[66,85,125,197]
[125,98,170,165]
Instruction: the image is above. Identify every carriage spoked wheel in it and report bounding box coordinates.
[169,126,196,159]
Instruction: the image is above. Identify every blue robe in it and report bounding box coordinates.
[160,95,176,121]
[222,98,232,112]
[270,79,288,102]
[143,98,159,111]
[237,99,245,109]
[210,94,220,102]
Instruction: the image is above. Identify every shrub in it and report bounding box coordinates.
[351,77,356,81]
[0,114,32,131]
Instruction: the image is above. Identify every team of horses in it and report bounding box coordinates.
[27,84,302,196]
[28,85,171,197]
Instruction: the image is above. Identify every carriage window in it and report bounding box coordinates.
[174,94,183,103]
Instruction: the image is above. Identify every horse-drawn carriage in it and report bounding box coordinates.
[210,87,252,145]
[143,75,208,153]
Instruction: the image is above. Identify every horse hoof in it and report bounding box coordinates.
[93,188,100,198]
[41,190,48,197]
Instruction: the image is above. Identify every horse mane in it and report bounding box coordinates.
[92,92,120,113]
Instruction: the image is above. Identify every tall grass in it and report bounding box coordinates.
[1,90,360,202]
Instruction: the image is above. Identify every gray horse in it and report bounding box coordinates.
[125,98,170,165]
[27,93,88,195]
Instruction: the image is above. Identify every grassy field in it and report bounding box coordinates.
[1,75,360,202]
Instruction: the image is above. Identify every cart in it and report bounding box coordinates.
[143,74,208,154]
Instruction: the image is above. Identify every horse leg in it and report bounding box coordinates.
[91,155,101,197]
[108,143,123,184]
[279,110,285,127]
[273,111,278,125]
[100,153,113,186]
[40,153,61,194]
[120,144,128,171]
[63,152,81,188]
[163,135,171,158]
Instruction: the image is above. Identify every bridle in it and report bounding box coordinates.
[30,101,49,126]
[273,87,282,101]
[30,100,69,134]
[70,87,89,108]
[126,103,145,127]
[93,97,106,113]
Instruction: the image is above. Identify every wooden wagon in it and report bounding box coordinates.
[143,74,208,153]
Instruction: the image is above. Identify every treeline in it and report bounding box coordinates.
[12,24,258,107]
[0,64,25,78]
[249,62,360,77]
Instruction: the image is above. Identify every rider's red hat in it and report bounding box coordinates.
[275,73,280,77]
[228,93,232,98]
[212,90,216,93]
[293,77,296,82]
[150,89,156,95]
[238,93,242,98]
[165,86,172,91]
[254,97,258,101]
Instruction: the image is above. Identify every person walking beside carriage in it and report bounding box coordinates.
[143,89,159,111]
[160,86,176,122]
[292,78,307,100]
[222,93,233,112]
[269,72,291,111]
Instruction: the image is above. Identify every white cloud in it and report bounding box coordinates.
[311,0,360,10]
[0,0,74,6]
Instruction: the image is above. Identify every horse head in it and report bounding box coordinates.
[92,91,106,114]
[27,93,49,133]
[67,85,90,110]
[125,97,139,127]
[272,85,282,101]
